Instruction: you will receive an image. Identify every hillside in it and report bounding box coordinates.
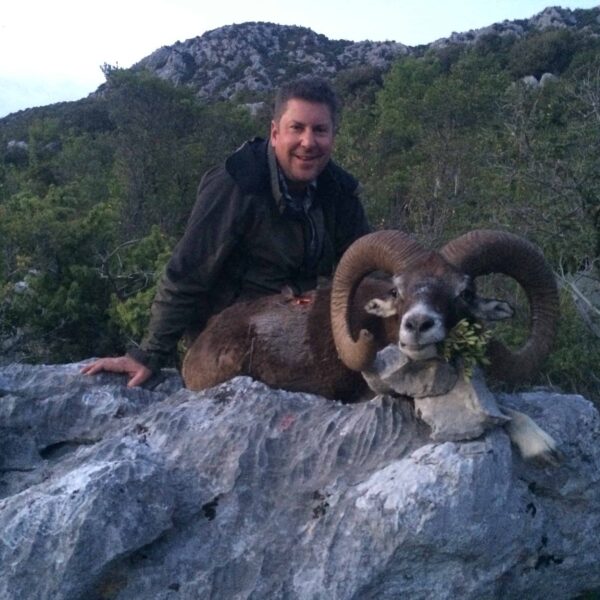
[431,4,600,46]
[133,22,407,100]
[131,7,600,101]
[1,6,599,399]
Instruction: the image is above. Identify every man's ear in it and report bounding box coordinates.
[270,120,278,145]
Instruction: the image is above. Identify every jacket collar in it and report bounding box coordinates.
[267,142,285,213]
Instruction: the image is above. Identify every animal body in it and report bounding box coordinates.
[182,278,397,401]
[183,229,559,401]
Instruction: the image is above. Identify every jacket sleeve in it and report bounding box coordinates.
[129,166,247,371]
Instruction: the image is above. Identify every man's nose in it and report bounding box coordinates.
[300,128,316,147]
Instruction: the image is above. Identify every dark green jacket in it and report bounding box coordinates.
[130,138,370,371]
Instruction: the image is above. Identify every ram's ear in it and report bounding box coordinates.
[470,296,514,321]
[365,297,398,317]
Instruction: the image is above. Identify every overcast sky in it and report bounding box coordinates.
[1,1,599,118]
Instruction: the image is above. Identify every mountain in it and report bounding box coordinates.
[430,4,600,47]
[132,6,600,101]
[133,22,408,101]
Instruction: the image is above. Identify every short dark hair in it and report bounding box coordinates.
[273,77,340,128]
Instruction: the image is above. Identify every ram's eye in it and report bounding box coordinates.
[389,288,398,298]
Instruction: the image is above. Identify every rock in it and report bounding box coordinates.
[430,6,592,50]
[1,362,600,599]
[364,355,556,463]
[4,140,28,165]
[133,22,408,101]
[531,6,576,30]
[521,75,539,88]
[130,9,600,104]
[540,72,559,87]
[414,368,510,442]
[362,344,458,397]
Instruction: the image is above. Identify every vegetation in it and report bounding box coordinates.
[335,32,600,400]
[0,67,256,362]
[1,29,599,400]
[440,319,492,381]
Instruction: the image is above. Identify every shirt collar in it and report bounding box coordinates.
[267,143,317,214]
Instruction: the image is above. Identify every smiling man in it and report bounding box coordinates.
[270,96,334,190]
[83,77,370,387]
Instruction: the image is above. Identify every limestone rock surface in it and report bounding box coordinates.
[1,362,600,599]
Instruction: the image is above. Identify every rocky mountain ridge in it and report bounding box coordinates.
[134,21,408,100]
[134,6,600,101]
[431,4,599,47]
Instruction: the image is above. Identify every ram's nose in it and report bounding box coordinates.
[403,314,436,336]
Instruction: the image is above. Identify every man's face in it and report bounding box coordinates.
[270,99,335,192]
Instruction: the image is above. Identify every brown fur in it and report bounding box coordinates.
[182,279,397,401]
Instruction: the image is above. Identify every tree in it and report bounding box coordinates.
[0,186,120,360]
[507,30,582,79]
[493,70,599,266]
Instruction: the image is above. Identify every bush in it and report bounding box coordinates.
[543,290,600,401]
[484,282,600,402]
[106,227,173,344]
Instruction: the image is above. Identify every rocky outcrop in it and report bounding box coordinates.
[430,5,600,48]
[135,22,407,100]
[131,7,600,102]
[1,362,600,599]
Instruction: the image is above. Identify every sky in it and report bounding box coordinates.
[1,1,599,118]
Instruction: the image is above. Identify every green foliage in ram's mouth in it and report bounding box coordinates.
[439,319,492,381]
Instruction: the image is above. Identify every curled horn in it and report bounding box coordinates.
[331,230,429,371]
[440,229,560,383]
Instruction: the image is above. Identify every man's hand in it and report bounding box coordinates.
[81,355,153,388]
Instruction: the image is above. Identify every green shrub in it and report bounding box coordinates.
[542,290,600,401]
[487,285,600,402]
[106,227,173,344]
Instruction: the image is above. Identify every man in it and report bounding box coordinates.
[83,77,370,387]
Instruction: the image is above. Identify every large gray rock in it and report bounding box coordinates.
[1,362,600,599]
